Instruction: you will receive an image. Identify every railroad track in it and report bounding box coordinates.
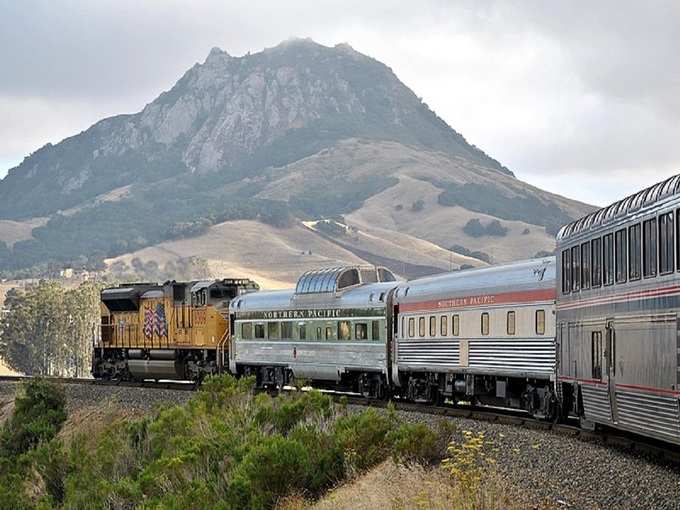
[1,375,677,464]
[0,374,197,391]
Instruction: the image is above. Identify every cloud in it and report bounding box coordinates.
[1,0,678,206]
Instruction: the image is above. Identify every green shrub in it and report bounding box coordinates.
[290,425,343,493]
[332,408,394,473]
[31,441,69,505]
[255,389,334,434]
[227,435,311,509]
[0,373,451,509]
[387,422,439,465]
[463,218,486,238]
[462,218,508,238]
[0,379,66,456]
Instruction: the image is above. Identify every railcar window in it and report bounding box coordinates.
[338,321,351,341]
[452,315,460,336]
[581,242,591,289]
[561,249,571,293]
[603,233,614,286]
[242,322,253,340]
[507,311,516,335]
[299,323,307,340]
[571,245,580,291]
[281,321,293,339]
[481,312,489,336]
[591,331,603,379]
[629,223,642,280]
[643,218,658,277]
[591,237,602,287]
[535,310,546,335]
[254,323,265,339]
[419,317,426,337]
[372,320,380,341]
[268,322,280,340]
[615,229,627,284]
[429,316,436,337]
[355,322,368,340]
[440,315,448,336]
[316,327,323,340]
[659,212,674,274]
[408,318,415,338]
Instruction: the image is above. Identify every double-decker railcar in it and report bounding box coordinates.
[95,278,259,381]
[392,258,557,418]
[229,266,398,396]
[557,174,680,445]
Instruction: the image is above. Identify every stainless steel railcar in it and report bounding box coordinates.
[557,174,680,445]
[391,258,557,417]
[229,266,398,396]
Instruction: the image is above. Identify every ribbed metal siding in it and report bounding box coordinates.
[397,340,460,366]
[582,384,612,423]
[468,338,555,374]
[397,337,554,375]
[616,389,680,444]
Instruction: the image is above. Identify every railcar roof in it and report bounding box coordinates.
[393,258,555,304]
[557,172,680,242]
[230,281,397,313]
[294,265,396,294]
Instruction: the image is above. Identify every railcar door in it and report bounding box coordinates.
[605,320,618,423]
[558,322,570,378]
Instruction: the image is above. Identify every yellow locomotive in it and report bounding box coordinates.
[94,278,259,381]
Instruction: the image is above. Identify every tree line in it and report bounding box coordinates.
[0,280,101,377]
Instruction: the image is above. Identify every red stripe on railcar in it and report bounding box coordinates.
[558,376,608,386]
[559,376,680,395]
[615,383,680,397]
[400,288,556,313]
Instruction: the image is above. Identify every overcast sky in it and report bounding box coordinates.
[1,1,679,206]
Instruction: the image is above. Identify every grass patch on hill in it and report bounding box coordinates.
[0,377,517,509]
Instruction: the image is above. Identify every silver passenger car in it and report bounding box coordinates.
[557,174,680,445]
[229,266,398,396]
[392,258,557,416]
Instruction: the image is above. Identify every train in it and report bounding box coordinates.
[94,174,680,447]
[93,278,259,381]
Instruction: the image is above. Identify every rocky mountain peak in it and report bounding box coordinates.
[204,46,231,64]
[0,38,511,220]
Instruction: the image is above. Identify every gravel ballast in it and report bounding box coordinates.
[0,380,192,417]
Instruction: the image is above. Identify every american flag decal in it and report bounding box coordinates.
[144,307,154,338]
[144,304,168,339]
[155,303,168,337]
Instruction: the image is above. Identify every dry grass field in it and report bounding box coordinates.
[107,220,368,288]
[278,459,528,510]
[257,139,591,263]
[0,361,18,376]
[0,217,47,247]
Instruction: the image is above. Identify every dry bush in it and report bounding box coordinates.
[311,459,521,510]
